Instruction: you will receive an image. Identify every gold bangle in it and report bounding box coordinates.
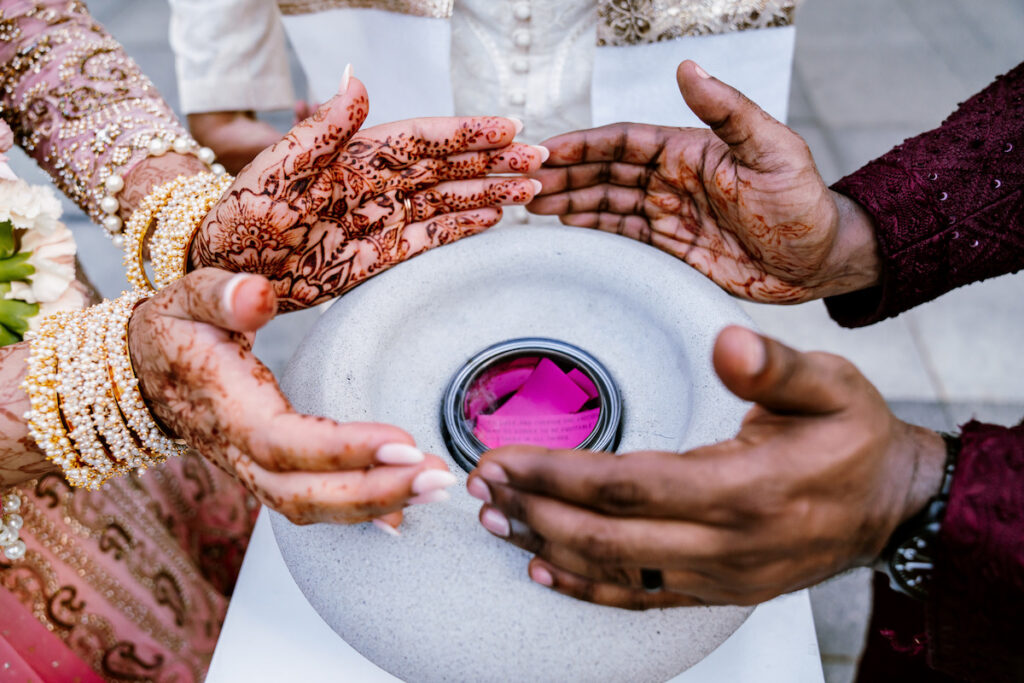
[22,291,185,489]
[150,173,234,289]
[23,310,94,488]
[122,176,195,292]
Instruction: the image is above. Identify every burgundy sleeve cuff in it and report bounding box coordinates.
[823,63,1024,328]
[927,420,1024,681]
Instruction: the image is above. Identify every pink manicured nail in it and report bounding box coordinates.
[376,443,425,465]
[531,145,550,162]
[480,507,510,537]
[693,63,711,79]
[339,63,353,94]
[467,477,492,503]
[508,117,524,136]
[222,273,253,318]
[477,462,509,485]
[412,469,457,494]
[372,518,401,537]
[529,179,543,194]
[530,565,554,587]
[408,489,451,505]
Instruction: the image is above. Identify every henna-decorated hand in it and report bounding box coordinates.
[529,61,880,304]
[193,68,546,311]
[129,267,455,526]
[467,326,947,609]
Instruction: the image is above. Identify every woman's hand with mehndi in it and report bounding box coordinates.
[191,67,546,311]
[129,267,455,525]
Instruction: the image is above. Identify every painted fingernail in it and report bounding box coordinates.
[530,565,554,587]
[481,507,510,537]
[339,63,354,94]
[376,443,425,465]
[736,326,766,375]
[529,179,543,194]
[372,518,402,537]
[508,117,524,136]
[477,462,509,485]
[467,477,492,503]
[531,145,551,162]
[412,469,458,495]
[693,63,711,80]
[408,489,451,505]
[222,273,253,318]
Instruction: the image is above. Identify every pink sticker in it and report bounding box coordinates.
[474,408,600,449]
[566,368,599,399]
[463,359,537,418]
[493,358,590,418]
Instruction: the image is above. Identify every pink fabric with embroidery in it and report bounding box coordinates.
[0,2,255,681]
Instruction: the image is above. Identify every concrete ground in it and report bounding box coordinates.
[5,2,1023,682]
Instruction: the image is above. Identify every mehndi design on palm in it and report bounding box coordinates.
[193,73,543,311]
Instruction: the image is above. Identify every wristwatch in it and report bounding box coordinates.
[879,433,960,601]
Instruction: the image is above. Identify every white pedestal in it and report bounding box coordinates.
[208,510,825,683]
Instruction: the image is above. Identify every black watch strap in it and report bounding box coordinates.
[880,432,961,601]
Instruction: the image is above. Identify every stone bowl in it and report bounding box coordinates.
[275,225,756,682]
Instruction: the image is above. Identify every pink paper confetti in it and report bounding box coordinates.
[475,408,600,449]
[493,358,590,418]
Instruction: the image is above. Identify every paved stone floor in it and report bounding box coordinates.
[5,2,1023,682]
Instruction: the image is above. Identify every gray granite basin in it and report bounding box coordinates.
[275,224,756,682]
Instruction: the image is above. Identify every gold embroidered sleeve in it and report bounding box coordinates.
[597,0,800,46]
[0,0,191,223]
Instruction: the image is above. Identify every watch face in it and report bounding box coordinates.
[888,521,941,601]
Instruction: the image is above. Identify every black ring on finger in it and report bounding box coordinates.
[640,568,664,593]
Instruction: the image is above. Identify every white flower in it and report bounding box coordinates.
[0,171,79,320]
[4,220,77,304]
[25,280,90,333]
[0,179,63,236]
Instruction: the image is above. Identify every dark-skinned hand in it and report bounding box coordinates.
[467,326,947,609]
[528,60,880,304]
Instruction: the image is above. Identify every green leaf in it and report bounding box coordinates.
[0,220,14,260]
[0,323,21,347]
[0,251,35,283]
[0,295,39,336]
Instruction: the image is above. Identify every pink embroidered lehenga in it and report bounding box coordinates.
[0,2,255,680]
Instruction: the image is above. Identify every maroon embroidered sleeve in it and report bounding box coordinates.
[823,62,1024,327]
[928,421,1024,682]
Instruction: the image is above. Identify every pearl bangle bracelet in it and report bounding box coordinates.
[23,291,187,492]
[100,134,226,245]
[1,492,26,561]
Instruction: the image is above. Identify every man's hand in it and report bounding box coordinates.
[529,61,880,304]
[188,111,284,175]
[467,326,947,608]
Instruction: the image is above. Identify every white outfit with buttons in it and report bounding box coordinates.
[170,0,796,140]
[171,0,796,223]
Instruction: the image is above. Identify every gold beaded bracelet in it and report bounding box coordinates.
[1,492,26,561]
[99,134,226,244]
[122,173,235,292]
[150,173,234,290]
[23,291,186,490]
